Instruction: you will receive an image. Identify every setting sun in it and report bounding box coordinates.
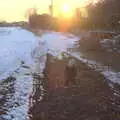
[62,4,70,13]
[0,0,93,22]
[60,3,73,18]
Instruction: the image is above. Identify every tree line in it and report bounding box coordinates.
[76,0,120,30]
[28,0,120,31]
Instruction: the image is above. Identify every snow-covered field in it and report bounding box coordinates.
[0,28,79,120]
[0,27,36,80]
[0,27,120,120]
[39,32,79,58]
[0,27,37,120]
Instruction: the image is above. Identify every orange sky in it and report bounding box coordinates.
[0,0,98,22]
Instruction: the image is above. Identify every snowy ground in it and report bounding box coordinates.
[0,27,36,80]
[0,27,120,120]
[0,27,37,120]
[71,52,120,85]
[0,28,79,120]
[100,34,120,53]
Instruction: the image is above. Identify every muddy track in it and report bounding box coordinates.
[29,53,120,120]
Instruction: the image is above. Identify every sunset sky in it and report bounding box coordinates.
[0,0,97,22]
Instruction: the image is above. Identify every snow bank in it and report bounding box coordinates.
[40,32,79,58]
[0,27,37,120]
[0,27,36,80]
[71,52,120,85]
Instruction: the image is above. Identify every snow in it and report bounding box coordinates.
[0,27,120,120]
[0,27,37,81]
[40,32,78,58]
[71,52,120,85]
[100,34,120,53]
[3,68,33,120]
[0,27,37,120]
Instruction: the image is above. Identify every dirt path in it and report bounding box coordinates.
[29,53,119,120]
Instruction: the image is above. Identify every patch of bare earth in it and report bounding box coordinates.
[29,53,119,120]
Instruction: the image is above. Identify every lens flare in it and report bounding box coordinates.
[62,4,70,13]
[60,3,73,18]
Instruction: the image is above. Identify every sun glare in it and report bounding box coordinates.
[0,0,91,22]
[62,4,70,13]
[61,3,73,18]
